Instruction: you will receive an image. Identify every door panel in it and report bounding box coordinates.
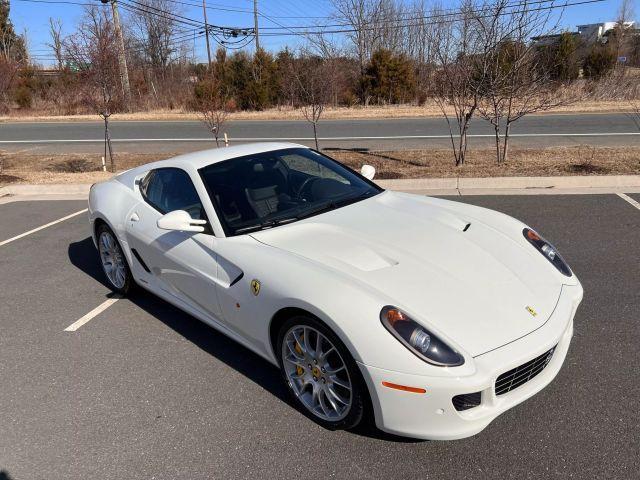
[126,200,224,321]
[125,167,227,323]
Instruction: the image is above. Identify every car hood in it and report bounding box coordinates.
[251,191,563,357]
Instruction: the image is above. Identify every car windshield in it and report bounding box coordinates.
[199,148,382,236]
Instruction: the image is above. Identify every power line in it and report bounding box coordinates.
[257,0,585,31]
[162,0,253,14]
[259,0,606,37]
[120,0,254,37]
[12,0,91,5]
[122,0,207,28]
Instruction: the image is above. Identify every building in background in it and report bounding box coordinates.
[533,21,636,46]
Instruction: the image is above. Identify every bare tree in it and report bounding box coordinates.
[331,0,384,103]
[294,55,331,150]
[0,0,26,61]
[191,73,232,147]
[128,0,179,73]
[431,1,481,166]
[474,0,574,164]
[0,55,17,112]
[618,0,636,24]
[64,7,122,172]
[47,18,65,70]
[0,56,18,173]
[612,0,636,61]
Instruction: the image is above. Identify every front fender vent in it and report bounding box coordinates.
[131,248,151,273]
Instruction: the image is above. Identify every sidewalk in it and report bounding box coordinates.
[2,175,640,203]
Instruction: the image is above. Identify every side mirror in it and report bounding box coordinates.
[361,164,376,180]
[157,210,206,233]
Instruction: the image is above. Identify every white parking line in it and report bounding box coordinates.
[0,208,88,247]
[64,296,121,332]
[617,193,640,210]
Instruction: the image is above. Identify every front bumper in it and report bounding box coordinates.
[358,283,583,440]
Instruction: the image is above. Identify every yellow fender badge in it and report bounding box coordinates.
[526,306,538,317]
[251,279,261,296]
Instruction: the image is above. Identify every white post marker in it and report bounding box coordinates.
[617,193,640,211]
[0,209,88,247]
[64,296,122,332]
[224,132,229,147]
[101,156,106,172]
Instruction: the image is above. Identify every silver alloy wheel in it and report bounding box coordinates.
[98,230,127,289]
[282,325,352,422]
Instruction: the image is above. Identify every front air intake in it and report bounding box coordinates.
[452,392,481,411]
[495,346,556,396]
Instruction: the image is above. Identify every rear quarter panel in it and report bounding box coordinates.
[88,179,139,257]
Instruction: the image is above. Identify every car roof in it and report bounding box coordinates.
[114,142,309,187]
[154,142,307,170]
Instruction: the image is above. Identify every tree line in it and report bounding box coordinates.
[1,0,639,168]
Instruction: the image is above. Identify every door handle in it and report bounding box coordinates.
[130,212,140,222]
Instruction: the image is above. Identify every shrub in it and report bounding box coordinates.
[583,44,616,79]
[364,49,417,104]
[14,86,32,109]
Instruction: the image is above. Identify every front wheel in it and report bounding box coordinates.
[97,223,133,295]
[277,315,367,430]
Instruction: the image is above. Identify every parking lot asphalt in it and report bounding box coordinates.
[0,194,638,480]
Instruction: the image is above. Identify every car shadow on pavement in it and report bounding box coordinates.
[68,236,422,443]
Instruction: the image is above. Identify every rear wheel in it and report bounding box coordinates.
[97,223,133,295]
[277,315,366,430]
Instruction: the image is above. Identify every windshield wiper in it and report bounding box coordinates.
[234,216,300,234]
[295,190,377,221]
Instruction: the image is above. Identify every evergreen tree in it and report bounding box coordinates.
[1,0,27,61]
[364,49,416,104]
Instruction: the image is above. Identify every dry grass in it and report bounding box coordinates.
[330,146,640,178]
[2,146,639,187]
[1,99,637,123]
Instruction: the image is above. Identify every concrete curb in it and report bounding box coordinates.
[0,184,92,197]
[1,176,639,201]
[377,175,640,191]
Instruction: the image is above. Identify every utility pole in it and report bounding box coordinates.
[108,1,131,105]
[202,0,212,67]
[253,0,260,51]
[105,0,131,108]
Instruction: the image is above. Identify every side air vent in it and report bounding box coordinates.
[131,248,151,273]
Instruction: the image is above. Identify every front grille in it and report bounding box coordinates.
[452,392,482,411]
[495,346,556,396]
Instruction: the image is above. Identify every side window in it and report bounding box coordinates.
[140,168,206,220]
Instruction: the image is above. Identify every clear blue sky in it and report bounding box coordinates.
[7,0,632,65]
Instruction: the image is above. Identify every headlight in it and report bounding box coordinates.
[380,306,464,367]
[523,228,572,276]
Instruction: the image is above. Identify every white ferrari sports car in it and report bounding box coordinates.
[88,142,583,440]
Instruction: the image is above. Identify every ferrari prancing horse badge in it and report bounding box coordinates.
[251,279,261,296]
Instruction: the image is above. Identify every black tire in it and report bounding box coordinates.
[276,315,368,431]
[96,223,134,295]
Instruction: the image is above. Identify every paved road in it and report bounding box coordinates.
[0,193,638,479]
[1,113,640,154]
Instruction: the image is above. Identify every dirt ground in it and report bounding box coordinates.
[0,99,637,123]
[1,145,639,187]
